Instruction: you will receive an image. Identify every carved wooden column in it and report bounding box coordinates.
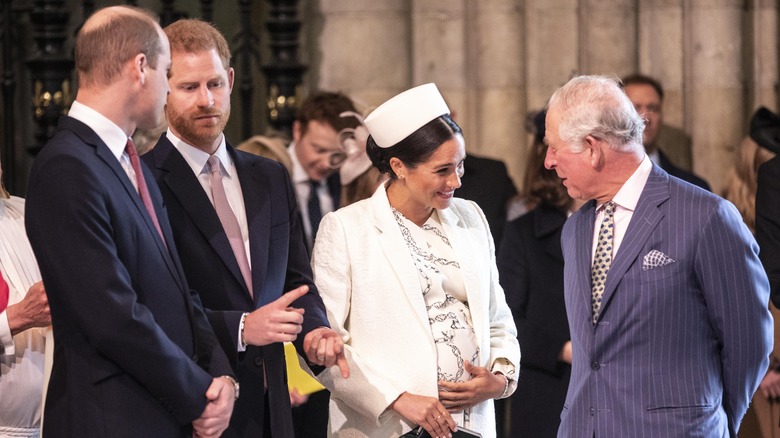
[261,0,306,137]
[25,0,73,156]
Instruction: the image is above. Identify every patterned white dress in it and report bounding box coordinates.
[392,208,479,428]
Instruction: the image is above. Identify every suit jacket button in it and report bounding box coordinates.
[589,407,595,416]
[591,361,600,371]
[254,356,263,367]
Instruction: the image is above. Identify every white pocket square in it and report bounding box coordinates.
[642,250,676,271]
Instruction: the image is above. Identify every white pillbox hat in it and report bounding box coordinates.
[364,83,450,148]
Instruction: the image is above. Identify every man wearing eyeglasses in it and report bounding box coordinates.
[289,92,361,249]
[622,73,710,191]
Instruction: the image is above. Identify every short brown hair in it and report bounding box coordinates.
[75,6,163,88]
[621,73,664,101]
[296,92,358,136]
[164,19,231,69]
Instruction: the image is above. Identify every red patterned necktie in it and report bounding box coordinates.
[208,155,253,296]
[0,271,8,313]
[125,139,166,244]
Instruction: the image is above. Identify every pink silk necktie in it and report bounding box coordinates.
[0,271,8,313]
[208,155,253,297]
[125,139,166,245]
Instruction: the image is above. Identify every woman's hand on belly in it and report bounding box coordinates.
[437,361,505,410]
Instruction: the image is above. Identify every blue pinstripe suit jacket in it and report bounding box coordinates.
[558,165,772,438]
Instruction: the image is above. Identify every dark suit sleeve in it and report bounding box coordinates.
[276,165,330,361]
[498,216,568,375]
[25,151,215,424]
[697,199,773,435]
[757,159,780,307]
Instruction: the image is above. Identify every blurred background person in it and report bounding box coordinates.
[237,134,292,174]
[289,92,361,250]
[498,109,583,437]
[0,161,50,438]
[334,111,385,207]
[312,83,519,438]
[621,73,710,191]
[736,107,780,438]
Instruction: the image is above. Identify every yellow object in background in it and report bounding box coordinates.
[284,342,325,395]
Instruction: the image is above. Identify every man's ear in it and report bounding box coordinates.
[584,135,604,169]
[134,53,148,86]
[292,120,302,143]
[227,67,235,92]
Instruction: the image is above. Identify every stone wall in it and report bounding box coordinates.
[303,0,778,194]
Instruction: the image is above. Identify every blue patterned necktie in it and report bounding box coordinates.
[591,201,616,324]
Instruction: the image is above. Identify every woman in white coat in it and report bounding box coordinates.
[311,83,520,438]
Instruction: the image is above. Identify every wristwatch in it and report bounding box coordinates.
[221,375,240,400]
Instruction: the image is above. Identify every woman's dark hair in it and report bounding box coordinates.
[366,114,462,179]
[520,109,572,213]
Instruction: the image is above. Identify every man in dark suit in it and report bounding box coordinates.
[289,92,360,249]
[24,7,235,438]
[142,19,347,438]
[545,75,771,437]
[622,73,711,191]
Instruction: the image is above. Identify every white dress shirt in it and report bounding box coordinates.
[0,196,46,437]
[68,101,137,189]
[288,142,335,248]
[167,131,252,352]
[592,155,653,259]
[166,130,251,264]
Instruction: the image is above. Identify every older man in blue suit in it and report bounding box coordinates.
[544,75,772,437]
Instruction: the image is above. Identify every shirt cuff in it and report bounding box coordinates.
[491,357,517,399]
[0,309,14,356]
[237,312,248,352]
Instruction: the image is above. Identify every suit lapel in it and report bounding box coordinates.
[370,185,431,330]
[598,165,670,320]
[233,148,271,306]
[438,206,486,349]
[153,138,251,300]
[79,124,184,286]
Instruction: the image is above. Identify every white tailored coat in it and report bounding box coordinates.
[311,183,520,438]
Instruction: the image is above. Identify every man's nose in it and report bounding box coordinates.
[197,87,214,108]
[544,148,556,170]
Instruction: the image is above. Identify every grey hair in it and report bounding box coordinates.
[548,75,645,153]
